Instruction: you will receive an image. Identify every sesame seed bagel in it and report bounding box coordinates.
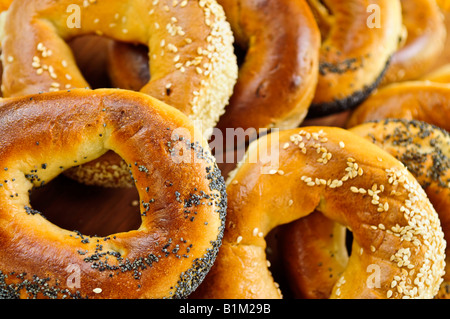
[192,127,446,299]
[106,0,321,148]
[1,0,237,133]
[380,0,446,85]
[0,0,237,187]
[306,0,402,118]
[0,88,226,299]
[279,119,450,299]
[346,81,450,131]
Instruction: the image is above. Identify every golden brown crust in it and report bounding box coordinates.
[307,0,402,117]
[422,63,450,83]
[437,0,450,11]
[193,127,446,299]
[0,0,238,187]
[106,0,321,144]
[214,0,320,136]
[381,0,446,85]
[0,88,227,299]
[279,119,450,299]
[0,0,11,13]
[350,120,450,215]
[0,0,237,134]
[351,119,450,298]
[346,81,450,131]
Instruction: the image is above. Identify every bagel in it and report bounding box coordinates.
[306,0,402,118]
[346,81,450,132]
[1,0,237,133]
[380,0,446,85]
[0,88,227,299]
[0,0,237,187]
[192,127,446,299]
[107,0,321,150]
[212,0,320,143]
[279,119,450,299]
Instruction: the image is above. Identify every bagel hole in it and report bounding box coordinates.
[234,43,247,68]
[265,226,295,299]
[120,43,150,89]
[266,222,353,299]
[29,174,142,237]
[68,35,113,89]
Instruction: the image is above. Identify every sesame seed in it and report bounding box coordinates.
[93,288,102,294]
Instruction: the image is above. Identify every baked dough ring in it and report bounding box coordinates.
[346,81,450,131]
[0,88,227,299]
[351,120,450,216]
[213,0,320,138]
[306,0,402,118]
[380,0,446,85]
[192,127,446,299]
[279,119,450,299]
[107,0,321,145]
[1,0,237,133]
[0,0,237,187]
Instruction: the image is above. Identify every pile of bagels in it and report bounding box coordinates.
[0,0,449,300]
